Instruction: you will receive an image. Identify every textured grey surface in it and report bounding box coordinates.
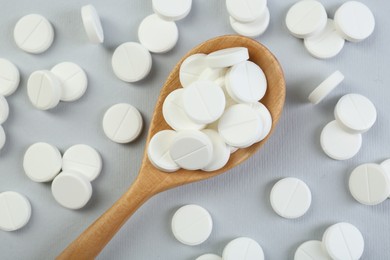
[0,0,389,259]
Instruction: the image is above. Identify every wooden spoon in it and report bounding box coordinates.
[57,35,285,260]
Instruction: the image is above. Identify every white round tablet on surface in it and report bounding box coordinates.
[196,254,222,260]
[179,54,208,87]
[52,171,92,210]
[169,130,213,170]
[14,14,54,54]
[27,70,62,110]
[229,7,270,38]
[0,192,31,231]
[51,62,88,102]
[0,95,9,125]
[308,71,344,105]
[334,93,377,134]
[0,126,5,150]
[202,129,230,172]
[206,47,249,68]
[285,0,327,38]
[322,222,364,260]
[320,120,362,160]
[304,19,345,59]
[226,0,267,23]
[294,240,331,260]
[152,0,192,21]
[138,14,178,53]
[251,102,272,142]
[223,237,264,260]
[112,42,152,83]
[334,1,375,42]
[148,130,180,172]
[81,5,104,44]
[171,204,213,246]
[349,163,390,205]
[23,142,62,182]
[380,159,390,199]
[0,58,20,96]
[103,103,143,144]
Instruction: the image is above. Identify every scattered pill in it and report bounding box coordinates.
[196,254,222,260]
[226,0,267,23]
[179,54,208,87]
[380,159,390,199]
[250,102,272,142]
[294,240,331,260]
[206,47,249,68]
[0,95,9,125]
[148,130,180,172]
[27,70,62,110]
[152,0,192,21]
[229,7,270,38]
[223,237,265,260]
[0,58,20,96]
[308,71,344,105]
[202,129,230,172]
[0,126,5,150]
[81,5,104,44]
[0,191,31,231]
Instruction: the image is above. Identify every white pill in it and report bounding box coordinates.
[334,1,375,42]
[206,47,249,68]
[0,191,31,231]
[171,204,213,246]
[0,58,20,96]
[251,102,272,142]
[308,71,344,105]
[112,42,152,83]
[51,62,88,102]
[62,144,102,182]
[169,130,213,170]
[163,89,206,131]
[52,171,92,210]
[349,163,390,206]
[199,67,227,82]
[0,95,9,125]
[334,93,376,134]
[294,240,331,260]
[380,159,390,199]
[218,104,262,148]
[322,222,364,260]
[138,14,178,54]
[103,103,143,144]
[202,129,230,172]
[226,0,267,23]
[179,54,208,87]
[285,0,327,39]
[152,0,192,21]
[304,19,345,59]
[196,254,222,260]
[27,70,62,110]
[148,130,180,172]
[23,142,62,182]
[229,7,270,38]
[14,14,54,54]
[81,5,104,44]
[0,125,5,150]
[223,237,264,260]
[320,120,362,160]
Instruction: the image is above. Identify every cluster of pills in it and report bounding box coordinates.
[286,0,375,59]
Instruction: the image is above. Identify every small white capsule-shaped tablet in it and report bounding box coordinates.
[0,191,32,231]
[81,5,104,44]
[51,62,88,102]
[112,42,152,83]
[148,130,180,172]
[196,254,222,260]
[152,0,192,21]
[179,54,208,87]
[294,240,331,260]
[308,71,344,105]
[349,163,390,205]
[322,222,364,260]
[223,237,264,260]
[380,159,390,199]
[229,7,270,38]
[226,0,267,23]
[0,125,5,150]
[206,47,249,68]
[202,129,230,172]
[0,95,9,125]
[334,93,377,134]
[171,204,213,246]
[23,142,62,182]
[0,58,20,96]
[14,14,54,54]
[251,102,272,142]
[27,70,62,110]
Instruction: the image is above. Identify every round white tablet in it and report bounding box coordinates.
[52,171,92,210]
[229,7,270,38]
[380,159,390,199]
[294,240,331,260]
[308,71,344,105]
[179,54,208,87]
[169,130,213,170]
[171,204,213,246]
[81,5,104,44]
[223,237,264,260]
[334,93,376,134]
[14,14,54,54]
[0,58,20,96]
[0,126,5,150]
[196,254,222,260]
[322,222,364,260]
[62,144,102,182]
[0,191,31,231]
[251,102,272,142]
[148,130,180,172]
[349,163,390,205]
[304,19,345,59]
[112,42,152,83]
[218,104,263,148]
[285,0,327,38]
[27,70,62,110]
[320,120,362,160]
[103,103,143,144]
[334,1,375,42]
[206,47,249,68]
[0,95,9,125]
[23,142,62,182]
[226,0,267,23]
[51,62,88,102]
[202,129,230,172]
[163,89,206,131]
[138,14,178,53]
[152,0,192,21]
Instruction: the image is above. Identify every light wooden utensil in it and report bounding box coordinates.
[57,35,285,260]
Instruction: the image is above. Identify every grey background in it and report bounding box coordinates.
[0,0,389,259]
